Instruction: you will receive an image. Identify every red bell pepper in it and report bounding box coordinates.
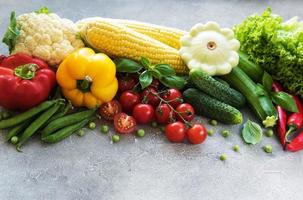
[0,54,56,110]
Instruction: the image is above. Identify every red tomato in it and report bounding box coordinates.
[118,76,136,92]
[133,104,155,124]
[165,122,187,143]
[162,89,183,108]
[119,90,141,113]
[155,103,175,124]
[114,113,137,134]
[187,123,207,144]
[176,103,195,122]
[141,87,160,107]
[99,100,121,121]
[150,79,161,89]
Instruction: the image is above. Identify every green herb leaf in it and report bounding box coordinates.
[35,7,50,14]
[160,75,185,90]
[140,57,151,69]
[271,91,298,112]
[2,11,20,53]
[262,71,273,92]
[114,58,142,73]
[154,64,176,76]
[242,120,263,145]
[149,69,162,80]
[255,84,266,96]
[139,71,153,89]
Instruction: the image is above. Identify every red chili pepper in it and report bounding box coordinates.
[272,81,287,147]
[285,96,303,139]
[286,130,303,152]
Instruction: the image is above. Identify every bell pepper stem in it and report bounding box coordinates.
[14,63,38,80]
[77,75,93,93]
[285,126,296,143]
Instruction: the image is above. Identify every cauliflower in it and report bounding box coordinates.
[2,8,84,66]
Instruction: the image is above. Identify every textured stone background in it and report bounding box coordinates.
[0,0,303,200]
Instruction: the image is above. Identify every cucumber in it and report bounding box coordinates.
[189,69,246,108]
[183,88,243,124]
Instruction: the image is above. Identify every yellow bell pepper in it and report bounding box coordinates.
[56,48,118,108]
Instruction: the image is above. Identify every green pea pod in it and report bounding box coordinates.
[42,119,90,143]
[41,108,96,138]
[16,103,62,151]
[0,100,60,130]
[5,118,33,142]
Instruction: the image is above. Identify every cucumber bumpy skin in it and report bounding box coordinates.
[183,88,243,124]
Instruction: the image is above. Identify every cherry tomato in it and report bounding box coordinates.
[187,123,207,144]
[118,76,136,92]
[155,103,175,124]
[176,103,195,122]
[141,87,160,107]
[119,90,141,113]
[99,100,121,121]
[150,79,161,89]
[165,122,186,143]
[162,89,183,108]
[133,104,155,124]
[114,113,137,134]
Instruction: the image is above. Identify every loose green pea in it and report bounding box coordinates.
[151,121,158,128]
[221,130,230,138]
[220,154,227,161]
[10,136,18,144]
[265,129,274,137]
[209,119,218,126]
[88,122,96,130]
[159,126,165,132]
[233,145,240,152]
[77,129,85,137]
[112,134,120,143]
[207,130,214,136]
[263,145,273,153]
[101,125,109,134]
[136,129,145,137]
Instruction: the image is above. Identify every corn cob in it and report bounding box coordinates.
[78,19,188,74]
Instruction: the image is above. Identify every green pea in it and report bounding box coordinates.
[209,119,218,126]
[159,126,165,132]
[233,145,240,152]
[88,122,96,130]
[77,129,85,137]
[221,130,230,138]
[112,134,120,143]
[151,121,158,128]
[265,129,274,137]
[207,130,214,136]
[101,125,109,134]
[263,145,273,153]
[136,129,145,137]
[10,136,18,144]
[220,154,227,161]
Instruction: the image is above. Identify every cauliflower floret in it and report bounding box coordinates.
[10,11,84,66]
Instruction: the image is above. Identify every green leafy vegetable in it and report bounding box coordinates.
[114,58,143,73]
[139,71,153,89]
[242,120,263,145]
[271,91,298,112]
[35,7,50,14]
[140,57,151,69]
[154,64,176,76]
[161,75,185,90]
[2,11,20,53]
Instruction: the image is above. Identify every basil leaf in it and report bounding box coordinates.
[149,69,162,80]
[114,58,142,73]
[242,120,263,145]
[140,57,151,69]
[2,11,20,53]
[160,75,185,90]
[271,91,298,112]
[139,71,153,89]
[154,64,176,76]
[262,71,273,93]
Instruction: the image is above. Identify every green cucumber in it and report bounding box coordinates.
[183,88,243,124]
[189,69,246,108]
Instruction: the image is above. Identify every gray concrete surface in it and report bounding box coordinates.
[0,0,302,200]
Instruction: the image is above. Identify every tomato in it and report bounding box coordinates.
[133,104,155,124]
[118,76,136,92]
[99,100,121,120]
[187,123,207,144]
[176,103,195,122]
[150,79,161,89]
[119,90,141,113]
[155,103,175,124]
[114,113,137,134]
[165,122,186,143]
[162,89,183,108]
[141,87,160,107]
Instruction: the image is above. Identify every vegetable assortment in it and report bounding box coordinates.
[0,6,303,157]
